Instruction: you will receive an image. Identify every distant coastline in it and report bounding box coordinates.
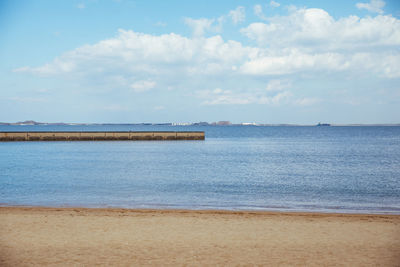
[1,120,399,127]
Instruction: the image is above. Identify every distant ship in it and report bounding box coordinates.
[316,122,331,126]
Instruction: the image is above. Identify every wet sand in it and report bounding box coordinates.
[1,207,399,266]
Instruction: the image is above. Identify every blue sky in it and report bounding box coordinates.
[1,0,400,124]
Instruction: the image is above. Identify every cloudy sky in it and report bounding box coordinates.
[1,0,399,124]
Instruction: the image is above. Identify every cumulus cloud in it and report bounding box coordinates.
[15,29,257,79]
[241,7,400,50]
[239,7,400,78]
[229,6,245,24]
[240,50,400,77]
[16,10,400,83]
[240,51,350,75]
[13,6,400,110]
[241,7,400,77]
[186,6,245,37]
[356,0,385,14]
[184,17,216,37]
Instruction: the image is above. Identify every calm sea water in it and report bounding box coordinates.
[1,125,399,214]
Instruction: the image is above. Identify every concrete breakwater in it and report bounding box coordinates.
[0,131,205,141]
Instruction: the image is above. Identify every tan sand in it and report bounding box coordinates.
[0,207,399,266]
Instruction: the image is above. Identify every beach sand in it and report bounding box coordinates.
[0,207,399,266]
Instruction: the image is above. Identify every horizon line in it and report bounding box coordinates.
[1,121,400,127]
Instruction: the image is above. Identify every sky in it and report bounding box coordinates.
[1,0,400,124]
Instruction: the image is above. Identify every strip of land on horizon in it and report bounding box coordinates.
[1,207,399,266]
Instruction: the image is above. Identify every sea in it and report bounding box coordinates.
[1,125,399,214]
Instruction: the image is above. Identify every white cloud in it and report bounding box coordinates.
[270,1,280,8]
[214,16,225,33]
[184,16,225,37]
[13,6,400,109]
[197,88,251,105]
[241,8,400,51]
[265,79,290,92]
[15,30,257,79]
[6,4,400,125]
[356,0,385,14]
[241,22,271,43]
[241,50,350,75]
[351,52,400,78]
[254,2,280,20]
[186,6,245,37]
[229,6,245,24]
[197,88,292,105]
[264,91,292,105]
[184,17,215,37]
[131,80,156,92]
[197,87,317,107]
[14,24,400,84]
[240,49,400,78]
[77,3,85,9]
[254,5,267,20]
[14,58,76,75]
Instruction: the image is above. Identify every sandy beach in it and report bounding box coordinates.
[0,207,399,266]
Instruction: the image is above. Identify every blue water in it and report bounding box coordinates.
[1,125,400,214]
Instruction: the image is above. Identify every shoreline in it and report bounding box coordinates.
[1,204,399,216]
[1,206,399,266]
